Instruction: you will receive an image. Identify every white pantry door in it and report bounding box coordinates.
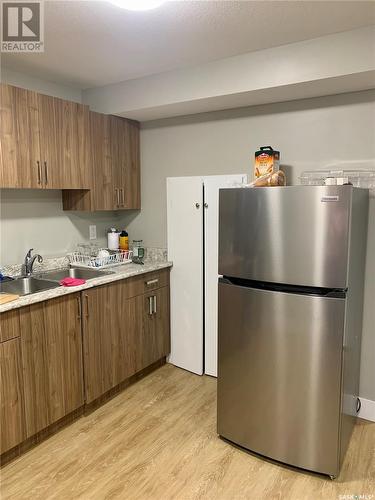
[204,174,248,377]
[167,176,204,375]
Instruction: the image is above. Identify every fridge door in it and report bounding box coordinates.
[219,186,351,288]
[217,280,345,476]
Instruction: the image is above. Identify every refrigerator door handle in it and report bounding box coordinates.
[219,276,347,298]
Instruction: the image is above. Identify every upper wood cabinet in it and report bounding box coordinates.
[0,85,41,188]
[0,84,90,190]
[1,84,140,211]
[47,96,90,189]
[91,111,115,210]
[111,115,141,210]
[62,112,141,211]
[19,294,84,437]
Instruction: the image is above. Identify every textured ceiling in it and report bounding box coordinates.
[2,0,375,89]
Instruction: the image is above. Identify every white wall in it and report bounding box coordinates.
[0,71,120,265]
[83,26,375,121]
[1,67,82,102]
[120,89,375,402]
[0,190,121,265]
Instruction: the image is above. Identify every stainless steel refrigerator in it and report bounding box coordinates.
[217,185,368,478]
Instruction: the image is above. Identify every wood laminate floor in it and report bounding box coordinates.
[1,364,374,500]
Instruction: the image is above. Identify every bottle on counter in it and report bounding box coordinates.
[132,239,145,264]
[119,230,129,251]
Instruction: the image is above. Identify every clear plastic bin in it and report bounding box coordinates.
[300,170,375,192]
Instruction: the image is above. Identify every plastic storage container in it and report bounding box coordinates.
[299,170,375,193]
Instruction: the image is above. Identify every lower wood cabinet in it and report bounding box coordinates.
[82,281,141,403]
[20,294,84,437]
[0,338,26,454]
[0,308,21,343]
[0,270,170,457]
[137,287,170,371]
[83,271,170,404]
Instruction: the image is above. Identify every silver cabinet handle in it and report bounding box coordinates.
[77,296,81,320]
[146,278,158,286]
[114,188,119,207]
[204,203,208,208]
[153,295,157,314]
[119,187,124,207]
[37,161,41,185]
[44,161,48,185]
[148,296,153,315]
[195,203,200,209]
[85,294,89,318]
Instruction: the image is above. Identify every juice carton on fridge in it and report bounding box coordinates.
[254,146,280,178]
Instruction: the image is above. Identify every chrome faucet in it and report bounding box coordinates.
[22,249,43,277]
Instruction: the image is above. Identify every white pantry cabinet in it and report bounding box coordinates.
[167,174,247,376]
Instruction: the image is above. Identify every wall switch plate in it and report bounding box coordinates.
[89,225,97,240]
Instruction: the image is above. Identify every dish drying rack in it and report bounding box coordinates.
[67,246,133,269]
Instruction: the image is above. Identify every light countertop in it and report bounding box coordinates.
[0,261,172,314]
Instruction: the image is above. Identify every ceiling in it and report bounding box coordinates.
[2,0,375,90]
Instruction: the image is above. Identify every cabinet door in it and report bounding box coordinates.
[0,84,42,188]
[90,111,115,210]
[20,294,84,437]
[46,98,90,189]
[125,119,141,209]
[82,282,140,403]
[110,115,123,209]
[0,338,26,454]
[38,92,58,188]
[137,286,170,371]
[112,117,141,210]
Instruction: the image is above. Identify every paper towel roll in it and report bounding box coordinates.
[107,231,119,250]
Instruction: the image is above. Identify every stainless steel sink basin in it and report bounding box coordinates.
[0,277,60,296]
[36,267,114,282]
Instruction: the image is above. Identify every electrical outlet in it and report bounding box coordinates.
[89,225,97,240]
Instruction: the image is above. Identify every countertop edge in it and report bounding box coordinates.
[0,262,173,314]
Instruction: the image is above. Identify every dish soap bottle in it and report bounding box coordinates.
[119,230,129,251]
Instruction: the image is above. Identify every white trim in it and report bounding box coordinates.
[358,397,375,422]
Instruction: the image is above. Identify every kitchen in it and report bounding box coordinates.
[1,1,375,499]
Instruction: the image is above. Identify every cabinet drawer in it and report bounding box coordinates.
[120,269,170,299]
[140,269,170,293]
[0,309,20,343]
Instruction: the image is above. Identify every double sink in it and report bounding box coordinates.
[0,267,114,296]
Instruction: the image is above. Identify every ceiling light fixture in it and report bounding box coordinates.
[108,0,166,10]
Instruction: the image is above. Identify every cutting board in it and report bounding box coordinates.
[0,293,19,305]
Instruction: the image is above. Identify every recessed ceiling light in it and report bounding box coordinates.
[108,0,166,10]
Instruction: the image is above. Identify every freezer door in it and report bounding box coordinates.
[219,186,351,288]
[217,281,345,476]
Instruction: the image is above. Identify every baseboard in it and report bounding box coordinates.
[358,397,375,422]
